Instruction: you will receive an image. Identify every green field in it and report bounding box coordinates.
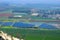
[0,27,60,40]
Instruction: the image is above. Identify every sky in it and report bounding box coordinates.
[0,0,60,4]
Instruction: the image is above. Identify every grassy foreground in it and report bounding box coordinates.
[0,27,60,40]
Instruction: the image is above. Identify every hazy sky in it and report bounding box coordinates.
[0,0,60,4]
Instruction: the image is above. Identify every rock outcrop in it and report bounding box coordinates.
[0,31,23,40]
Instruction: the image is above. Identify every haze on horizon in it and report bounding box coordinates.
[0,0,60,5]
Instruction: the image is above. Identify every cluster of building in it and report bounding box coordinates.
[30,9,60,19]
[11,8,60,20]
[0,8,60,20]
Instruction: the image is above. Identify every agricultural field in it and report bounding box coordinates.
[0,27,60,40]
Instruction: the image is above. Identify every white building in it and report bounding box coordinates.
[31,13,39,16]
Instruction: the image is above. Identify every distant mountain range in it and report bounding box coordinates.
[0,2,60,7]
[0,2,60,11]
